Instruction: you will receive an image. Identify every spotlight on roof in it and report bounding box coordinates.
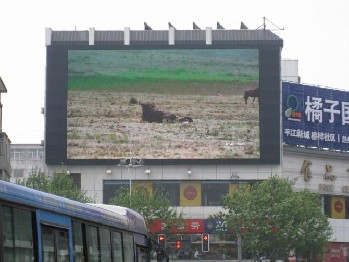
[240,22,248,30]
[193,22,201,30]
[144,22,152,30]
[168,22,176,29]
[217,22,225,29]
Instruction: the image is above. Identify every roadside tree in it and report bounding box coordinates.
[108,186,183,235]
[17,168,93,203]
[211,176,332,261]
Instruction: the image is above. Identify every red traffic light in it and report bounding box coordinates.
[158,234,166,248]
[176,240,181,249]
[159,235,165,241]
[202,233,209,252]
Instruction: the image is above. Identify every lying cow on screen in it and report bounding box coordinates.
[138,101,176,123]
[135,100,193,123]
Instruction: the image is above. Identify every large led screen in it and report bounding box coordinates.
[67,49,260,160]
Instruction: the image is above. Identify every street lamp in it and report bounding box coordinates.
[117,158,144,205]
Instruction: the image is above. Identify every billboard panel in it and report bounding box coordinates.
[45,30,281,165]
[282,82,349,151]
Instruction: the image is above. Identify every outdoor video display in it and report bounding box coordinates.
[67,49,260,160]
[46,40,281,165]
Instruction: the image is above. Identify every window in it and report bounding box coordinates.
[112,231,123,262]
[86,226,113,262]
[56,230,69,262]
[38,149,44,160]
[100,228,111,262]
[137,245,149,262]
[42,225,69,262]
[12,149,26,160]
[202,182,229,206]
[70,173,81,189]
[72,222,85,262]
[123,233,134,262]
[154,181,180,206]
[13,169,24,178]
[1,206,35,261]
[26,149,38,160]
[103,181,130,204]
[87,226,99,262]
[42,227,55,261]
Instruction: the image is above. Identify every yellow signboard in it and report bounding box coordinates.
[180,182,201,206]
[331,196,345,219]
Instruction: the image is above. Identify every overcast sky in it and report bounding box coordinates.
[1,0,348,144]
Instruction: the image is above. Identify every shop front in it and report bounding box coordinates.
[149,219,238,260]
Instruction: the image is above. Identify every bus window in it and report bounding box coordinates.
[123,233,135,262]
[1,206,34,262]
[72,221,85,262]
[41,225,69,262]
[42,227,55,262]
[57,230,69,262]
[2,206,15,261]
[136,245,149,262]
[111,231,123,262]
[87,226,99,262]
[100,228,111,262]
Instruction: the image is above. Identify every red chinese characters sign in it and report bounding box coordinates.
[324,243,349,262]
[149,219,205,234]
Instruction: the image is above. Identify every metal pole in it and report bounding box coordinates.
[238,235,242,262]
[128,164,131,206]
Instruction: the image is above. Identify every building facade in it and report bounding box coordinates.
[10,143,46,181]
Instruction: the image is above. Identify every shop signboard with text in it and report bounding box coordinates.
[283,82,349,151]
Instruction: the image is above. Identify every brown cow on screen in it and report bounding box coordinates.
[244,87,259,104]
[138,101,177,123]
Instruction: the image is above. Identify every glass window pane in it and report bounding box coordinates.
[2,206,15,261]
[103,181,129,204]
[72,222,85,262]
[112,231,123,262]
[42,227,55,262]
[87,226,99,262]
[202,182,229,206]
[100,228,111,262]
[123,233,134,262]
[14,208,34,262]
[13,169,24,178]
[154,181,180,206]
[137,246,149,262]
[323,195,331,217]
[56,230,69,262]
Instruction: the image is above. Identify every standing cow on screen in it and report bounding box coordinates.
[244,87,259,104]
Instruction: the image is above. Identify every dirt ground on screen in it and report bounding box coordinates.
[67,84,259,159]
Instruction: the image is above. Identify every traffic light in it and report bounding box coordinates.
[175,240,182,249]
[202,233,209,252]
[158,234,166,249]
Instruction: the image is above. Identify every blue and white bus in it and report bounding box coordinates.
[0,180,166,262]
